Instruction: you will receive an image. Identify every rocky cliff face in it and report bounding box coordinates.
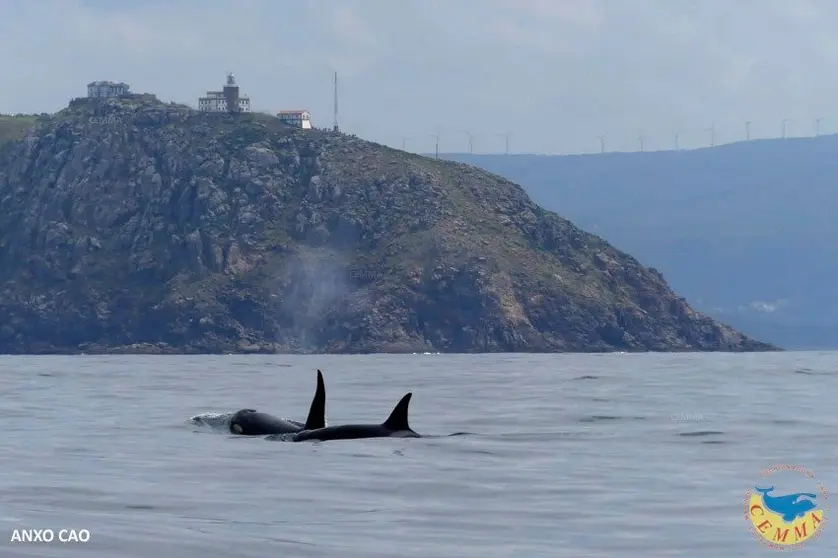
[0,95,776,354]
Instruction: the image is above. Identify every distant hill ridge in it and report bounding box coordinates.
[443,136,838,349]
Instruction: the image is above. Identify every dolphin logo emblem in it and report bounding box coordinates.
[754,486,819,523]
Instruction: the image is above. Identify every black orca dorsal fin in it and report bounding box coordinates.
[382,392,412,431]
[303,369,326,430]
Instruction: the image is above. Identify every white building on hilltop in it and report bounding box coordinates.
[278,110,312,129]
[87,81,130,98]
[198,73,251,113]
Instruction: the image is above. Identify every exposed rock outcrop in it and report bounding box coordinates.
[0,95,777,353]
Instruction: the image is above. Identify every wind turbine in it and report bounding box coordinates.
[430,133,440,159]
[498,133,510,155]
[598,134,606,154]
[465,131,474,154]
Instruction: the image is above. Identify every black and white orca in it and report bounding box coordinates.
[288,392,420,442]
[228,370,327,436]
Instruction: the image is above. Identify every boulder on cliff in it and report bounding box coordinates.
[0,95,777,353]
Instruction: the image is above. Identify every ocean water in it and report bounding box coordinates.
[1,352,836,557]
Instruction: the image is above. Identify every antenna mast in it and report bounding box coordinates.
[333,71,339,133]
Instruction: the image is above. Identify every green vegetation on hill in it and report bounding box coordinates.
[0,114,49,144]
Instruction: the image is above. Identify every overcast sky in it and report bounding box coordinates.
[2,0,837,154]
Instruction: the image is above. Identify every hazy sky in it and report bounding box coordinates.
[2,0,838,154]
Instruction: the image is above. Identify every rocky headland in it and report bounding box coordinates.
[0,95,777,353]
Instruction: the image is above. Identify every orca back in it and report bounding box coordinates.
[228,369,327,436]
[294,424,388,442]
[230,410,301,435]
[292,391,420,442]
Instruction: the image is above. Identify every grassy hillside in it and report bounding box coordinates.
[0,114,48,144]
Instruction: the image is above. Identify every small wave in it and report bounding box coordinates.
[578,415,619,423]
[677,430,725,437]
[415,432,476,439]
[578,415,647,423]
[770,419,803,425]
[794,368,833,376]
[493,431,576,441]
[572,375,600,381]
[189,412,235,432]
[264,433,296,442]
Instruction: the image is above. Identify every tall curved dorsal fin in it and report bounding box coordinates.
[303,369,326,430]
[382,392,412,431]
